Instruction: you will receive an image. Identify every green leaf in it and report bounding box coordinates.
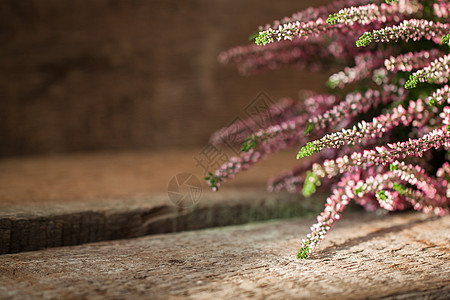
[392,182,407,195]
[390,162,399,171]
[304,122,314,135]
[297,142,318,159]
[326,78,339,89]
[326,13,339,25]
[248,31,259,42]
[442,34,450,45]
[296,245,310,259]
[303,171,321,197]
[354,187,363,196]
[255,31,273,46]
[376,190,387,201]
[205,172,218,191]
[356,32,372,47]
[241,136,256,152]
[405,74,418,89]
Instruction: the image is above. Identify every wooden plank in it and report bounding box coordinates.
[0,149,301,207]
[0,150,330,254]
[0,191,327,255]
[0,212,448,299]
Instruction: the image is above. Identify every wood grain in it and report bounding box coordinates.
[0,212,448,299]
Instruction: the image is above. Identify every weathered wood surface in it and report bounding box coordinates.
[0,212,449,299]
[0,190,326,255]
[0,149,328,254]
[0,149,301,206]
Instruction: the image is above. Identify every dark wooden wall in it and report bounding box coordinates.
[0,0,331,156]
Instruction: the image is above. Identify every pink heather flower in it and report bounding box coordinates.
[268,163,312,194]
[307,84,406,133]
[218,38,333,75]
[356,19,450,47]
[209,0,450,260]
[211,104,354,189]
[256,12,393,46]
[437,161,450,183]
[269,143,387,195]
[256,0,422,46]
[209,98,302,147]
[307,123,450,179]
[246,85,404,154]
[437,162,450,200]
[234,85,405,191]
[327,51,389,88]
[265,0,380,30]
[405,53,450,89]
[297,172,359,259]
[219,33,363,75]
[351,171,408,211]
[299,161,450,258]
[300,95,434,156]
[268,148,342,193]
[354,162,449,215]
[242,94,338,151]
[209,94,344,190]
[395,165,449,215]
[206,149,264,190]
[426,85,450,105]
[384,49,445,72]
[433,0,450,18]
[327,0,422,26]
[255,18,335,46]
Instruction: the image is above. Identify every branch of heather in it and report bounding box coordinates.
[208,0,450,260]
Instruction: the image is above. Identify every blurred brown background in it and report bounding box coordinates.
[0,0,331,157]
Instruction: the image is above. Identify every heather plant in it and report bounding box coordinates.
[206,0,450,259]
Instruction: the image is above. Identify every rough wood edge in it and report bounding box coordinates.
[0,191,331,255]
